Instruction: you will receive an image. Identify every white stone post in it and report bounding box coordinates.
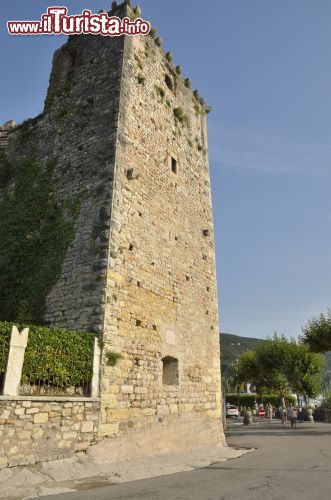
[91,336,101,397]
[3,325,29,396]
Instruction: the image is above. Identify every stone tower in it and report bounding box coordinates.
[1,1,224,452]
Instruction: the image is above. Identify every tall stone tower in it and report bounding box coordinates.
[2,1,224,452]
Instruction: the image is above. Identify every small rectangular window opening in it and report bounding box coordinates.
[162,356,179,385]
[171,157,177,174]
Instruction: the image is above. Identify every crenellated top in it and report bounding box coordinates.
[116,1,211,113]
[66,1,211,114]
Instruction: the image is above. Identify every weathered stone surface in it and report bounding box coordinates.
[98,5,223,448]
[0,399,100,468]
[33,413,49,424]
[81,421,94,433]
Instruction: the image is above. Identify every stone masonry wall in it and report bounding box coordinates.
[99,5,223,446]
[0,397,100,468]
[3,3,126,333]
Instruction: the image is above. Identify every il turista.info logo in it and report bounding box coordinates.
[7,7,151,36]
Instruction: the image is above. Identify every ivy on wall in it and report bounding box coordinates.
[0,140,80,324]
[0,150,13,188]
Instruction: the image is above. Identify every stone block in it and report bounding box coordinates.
[81,421,94,433]
[74,441,91,451]
[169,404,178,414]
[98,423,119,436]
[141,408,156,417]
[121,385,134,394]
[0,410,11,420]
[49,411,61,418]
[63,408,73,416]
[34,413,49,424]
[157,405,169,415]
[62,431,78,440]
[26,408,40,415]
[74,414,84,422]
[58,440,72,449]
[14,408,25,416]
[17,430,32,440]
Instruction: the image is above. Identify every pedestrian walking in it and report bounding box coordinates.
[288,404,297,428]
[298,406,303,421]
[268,403,273,422]
[279,405,285,424]
[288,404,293,425]
[252,401,258,422]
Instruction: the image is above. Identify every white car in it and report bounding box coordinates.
[226,404,239,418]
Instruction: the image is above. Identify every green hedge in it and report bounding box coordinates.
[0,322,11,374]
[0,322,95,392]
[226,393,296,408]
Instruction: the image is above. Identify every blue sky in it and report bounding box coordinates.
[1,1,330,339]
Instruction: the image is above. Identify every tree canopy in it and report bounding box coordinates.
[236,334,324,398]
[301,310,331,353]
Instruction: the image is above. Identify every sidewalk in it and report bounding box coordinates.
[0,440,252,499]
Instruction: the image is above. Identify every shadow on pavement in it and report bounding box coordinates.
[226,421,331,437]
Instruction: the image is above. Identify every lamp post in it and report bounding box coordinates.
[220,333,242,420]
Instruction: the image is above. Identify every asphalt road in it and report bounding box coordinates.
[43,419,331,500]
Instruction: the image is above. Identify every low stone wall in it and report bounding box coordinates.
[0,396,100,468]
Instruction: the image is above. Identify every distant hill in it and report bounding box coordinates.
[220,332,262,378]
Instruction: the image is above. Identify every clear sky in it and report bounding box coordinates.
[1,1,330,339]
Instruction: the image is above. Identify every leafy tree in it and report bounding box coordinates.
[301,310,331,352]
[236,334,324,399]
[282,339,323,397]
[236,350,270,399]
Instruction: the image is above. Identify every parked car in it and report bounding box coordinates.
[226,404,239,418]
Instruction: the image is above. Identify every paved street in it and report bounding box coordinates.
[43,419,331,500]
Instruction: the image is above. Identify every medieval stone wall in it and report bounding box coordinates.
[3,13,126,332]
[99,11,223,445]
[0,397,100,468]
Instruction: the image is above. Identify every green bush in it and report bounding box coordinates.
[0,321,95,392]
[226,393,296,408]
[137,73,145,85]
[0,322,11,374]
[155,85,165,99]
[105,351,122,367]
[173,107,188,125]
